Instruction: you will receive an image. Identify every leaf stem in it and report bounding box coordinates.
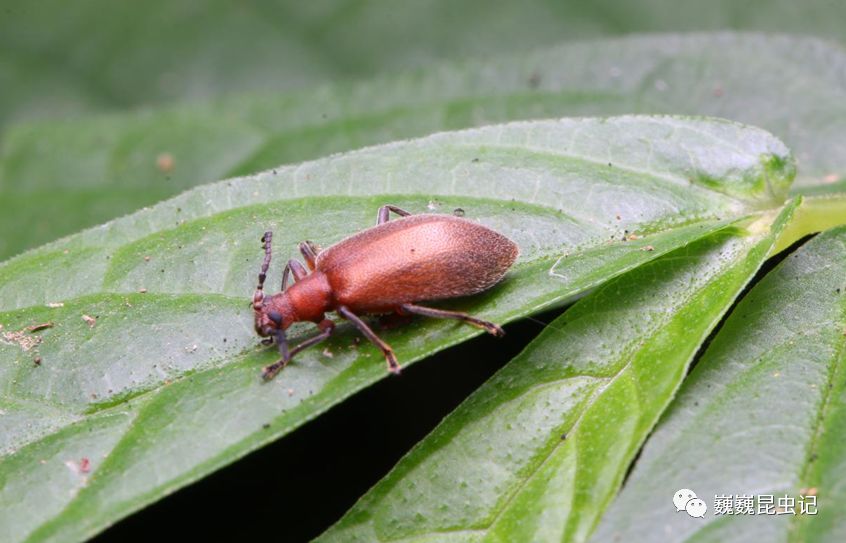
[770,193,846,256]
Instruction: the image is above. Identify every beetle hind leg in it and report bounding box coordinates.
[399,303,505,337]
[337,306,401,374]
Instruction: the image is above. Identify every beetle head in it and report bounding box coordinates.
[254,293,295,338]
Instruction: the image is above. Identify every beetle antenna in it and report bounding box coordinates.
[254,231,273,308]
[259,231,273,288]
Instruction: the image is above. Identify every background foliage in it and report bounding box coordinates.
[1,2,846,542]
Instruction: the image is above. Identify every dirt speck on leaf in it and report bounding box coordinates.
[156,153,174,173]
[2,329,43,351]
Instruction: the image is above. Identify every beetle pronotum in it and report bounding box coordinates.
[253,204,518,380]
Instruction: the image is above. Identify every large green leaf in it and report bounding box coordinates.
[316,200,798,543]
[3,33,845,259]
[0,117,791,542]
[591,225,846,542]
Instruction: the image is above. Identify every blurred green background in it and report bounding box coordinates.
[3,0,846,258]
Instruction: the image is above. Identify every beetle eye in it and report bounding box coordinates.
[268,311,283,325]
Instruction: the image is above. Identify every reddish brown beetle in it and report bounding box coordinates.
[253,204,519,380]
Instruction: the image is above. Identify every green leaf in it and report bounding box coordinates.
[3,33,843,259]
[591,225,846,542]
[0,116,790,542]
[316,200,798,543]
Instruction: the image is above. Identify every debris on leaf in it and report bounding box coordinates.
[2,328,42,351]
[82,315,97,328]
[46,302,65,308]
[65,457,92,475]
[156,152,174,173]
[27,322,54,332]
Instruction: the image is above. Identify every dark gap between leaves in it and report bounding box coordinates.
[93,306,562,543]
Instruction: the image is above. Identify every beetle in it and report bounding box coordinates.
[253,204,519,380]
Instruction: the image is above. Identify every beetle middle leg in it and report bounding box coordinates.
[262,319,336,380]
[399,303,505,337]
[376,205,411,225]
[298,241,320,270]
[337,306,400,374]
[281,259,309,291]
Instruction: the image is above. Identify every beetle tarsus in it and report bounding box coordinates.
[385,350,401,374]
[487,323,506,337]
[262,359,288,381]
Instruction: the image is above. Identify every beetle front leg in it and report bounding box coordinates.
[337,306,400,374]
[262,319,335,380]
[399,303,505,337]
[376,204,411,225]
